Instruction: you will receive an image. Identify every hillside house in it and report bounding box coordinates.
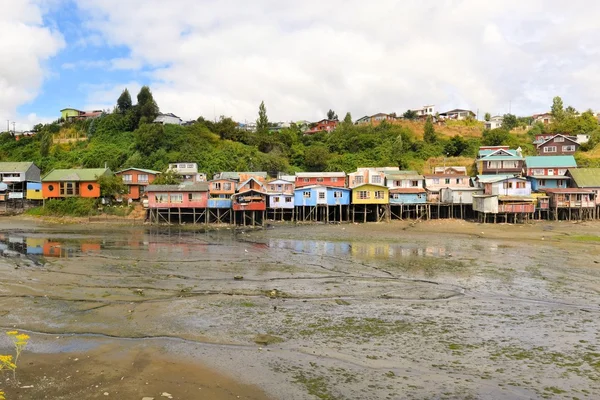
[536,134,579,155]
[0,162,41,200]
[295,172,346,188]
[533,113,553,125]
[304,119,338,135]
[116,168,160,200]
[439,109,476,120]
[566,168,600,205]
[348,167,399,188]
[60,108,103,122]
[146,183,209,208]
[433,166,467,175]
[167,163,207,183]
[42,168,111,199]
[355,113,395,125]
[153,113,183,125]
[484,116,504,130]
[524,156,576,191]
[410,105,435,117]
[476,147,524,175]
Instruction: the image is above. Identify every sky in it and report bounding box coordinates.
[3,0,600,130]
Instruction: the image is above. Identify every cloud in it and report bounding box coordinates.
[0,0,64,129]
[52,1,600,123]
[80,81,143,111]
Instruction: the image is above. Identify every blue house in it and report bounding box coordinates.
[524,155,576,191]
[389,188,427,204]
[294,185,351,207]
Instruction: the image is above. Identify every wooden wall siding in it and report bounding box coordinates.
[148,191,208,208]
[295,177,345,188]
[42,181,101,199]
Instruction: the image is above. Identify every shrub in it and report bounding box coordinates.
[37,198,97,217]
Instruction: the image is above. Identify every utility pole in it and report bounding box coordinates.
[12,122,15,133]
[6,120,9,133]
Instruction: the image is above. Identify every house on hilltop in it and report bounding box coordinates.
[154,113,183,125]
[439,109,476,120]
[60,108,103,122]
[536,134,579,155]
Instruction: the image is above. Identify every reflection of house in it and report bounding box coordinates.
[167,163,206,183]
[484,115,504,130]
[42,168,111,199]
[524,156,576,191]
[439,109,475,120]
[0,162,41,200]
[146,183,209,208]
[295,172,346,188]
[304,119,338,135]
[566,168,600,205]
[536,134,579,155]
[476,147,524,175]
[153,113,183,125]
[116,168,160,200]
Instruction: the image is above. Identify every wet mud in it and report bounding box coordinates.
[1,218,600,399]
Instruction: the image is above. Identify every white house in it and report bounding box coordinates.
[154,113,183,125]
[167,163,206,183]
[484,115,504,130]
[410,105,435,117]
[439,109,476,120]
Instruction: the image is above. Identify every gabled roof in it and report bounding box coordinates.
[424,174,469,179]
[296,172,346,178]
[116,167,161,175]
[237,177,266,190]
[567,168,600,187]
[536,134,579,148]
[267,179,294,185]
[294,185,350,191]
[146,183,209,192]
[390,188,426,194]
[351,183,388,190]
[0,162,35,173]
[525,155,577,168]
[478,148,520,158]
[42,168,111,182]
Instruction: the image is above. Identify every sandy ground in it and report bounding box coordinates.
[1,217,600,399]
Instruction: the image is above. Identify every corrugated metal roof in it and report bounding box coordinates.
[217,171,268,180]
[294,185,350,191]
[0,162,34,173]
[390,188,426,194]
[568,168,600,188]
[116,167,161,175]
[476,175,524,183]
[542,188,594,194]
[42,168,110,182]
[146,183,209,192]
[296,172,346,178]
[525,156,577,168]
[352,183,388,190]
[528,176,571,180]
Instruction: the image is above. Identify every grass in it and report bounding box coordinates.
[567,235,600,242]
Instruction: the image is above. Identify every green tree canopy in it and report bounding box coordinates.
[484,112,491,122]
[423,116,437,144]
[551,96,565,122]
[327,109,338,120]
[403,110,418,120]
[136,86,159,124]
[117,89,132,113]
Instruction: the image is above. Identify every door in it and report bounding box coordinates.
[316,189,327,205]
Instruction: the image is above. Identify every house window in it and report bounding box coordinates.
[444,178,450,185]
[557,169,567,175]
[562,145,576,152]
[186,164,194,168]
[333,191,343,198]
[59,182,80,196]
[138,174,149,183]
[355,176,364,184]
[374,191,385,199]
[411,180,419,187]
[87,184,93,191]
[277,184,283,190]
[555,136,565,142]
[456,179,462,184]
[189,193,202,202]
[273,196,280,203]
[285,197,292,203]
[392,194,400,200]
[357,191,370,200]
[303,178,310,183]
[303,191,311,198]
[533,169,544,175]
[372,176,382,184]
[214,183,221,190]
[170,194,183,203]
[224,183,232,190]
[318,192,326,199]
[557,180,564,186]
[155,193,168,203]
[433,178,440,184]
[543,146,557,153]
[317,177,324,183]
[122,174,132,182]
[331,177,338,182]
[539,180,546,187]
[269,185,275,191]
[516,182,526,189]
[503,182,513,189]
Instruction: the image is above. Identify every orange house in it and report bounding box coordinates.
[42,168,111,199]
[116,168,160,200]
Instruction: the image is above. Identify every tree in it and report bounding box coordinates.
[403,109,418,120]
[551,96,565,122]
[484,112,491,122]
[565,106,578,117]
[444,135,469,157]
[304,145,330,171]
[482,128,510,146]
[502,113,518,130]
[256,101,269,133]
[40,130,53,157]
[97,174,127,198]
[423,116,437,144]
[327,109,338,120]
[343,112,353,124]
[136,86,159,124]
[117,89,132,113]
[153,169,181,185]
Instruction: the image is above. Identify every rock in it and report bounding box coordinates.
[253,334,284,346]
[161,393,173,399]
[142,397,155,400]
[104,392,109,396]
[234,275,244,280]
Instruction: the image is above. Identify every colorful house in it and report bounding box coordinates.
[351,184,389,204]
[266,179,295,209]
[567,168,600,205]
[295,172,346,188]
[477,175,532,197]
[543,188,596,209]
[0,162,41,200]
[208,178,236,208]
[348,168,398,188]
[304,119,338,135]
[476,147,524,175]
[42,168,111,199]
[116,168,160,200]
[389,188,427,204]
[26,182,44,200]
[213,171,268,183]
[60,108,103,122]
[524,156,576,191]
[536,134,579,155]
[145,183,209,208]
[424,174,471,202]
[294,186,351,207]
[232,178,267,211]
[384,171,424,190]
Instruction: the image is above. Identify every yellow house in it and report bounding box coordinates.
[351,183,389,204]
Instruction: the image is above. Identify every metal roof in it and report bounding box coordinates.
[296,172,346,178]
[567,168,600,188]
[352,183,388,190]
[541,188,594,194]
[476,175,524,183]
[525,156,577,168]
[390,188,426,194]
[116,167,161,175]
[42,168,111,182]
[0,162,35,173]
[294,185,350,191]
[146,183,209,192]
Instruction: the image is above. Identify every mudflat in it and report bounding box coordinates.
[1,217,600,399]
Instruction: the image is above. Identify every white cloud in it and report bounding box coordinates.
[0,0,64,130]
[68,1,600,121]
